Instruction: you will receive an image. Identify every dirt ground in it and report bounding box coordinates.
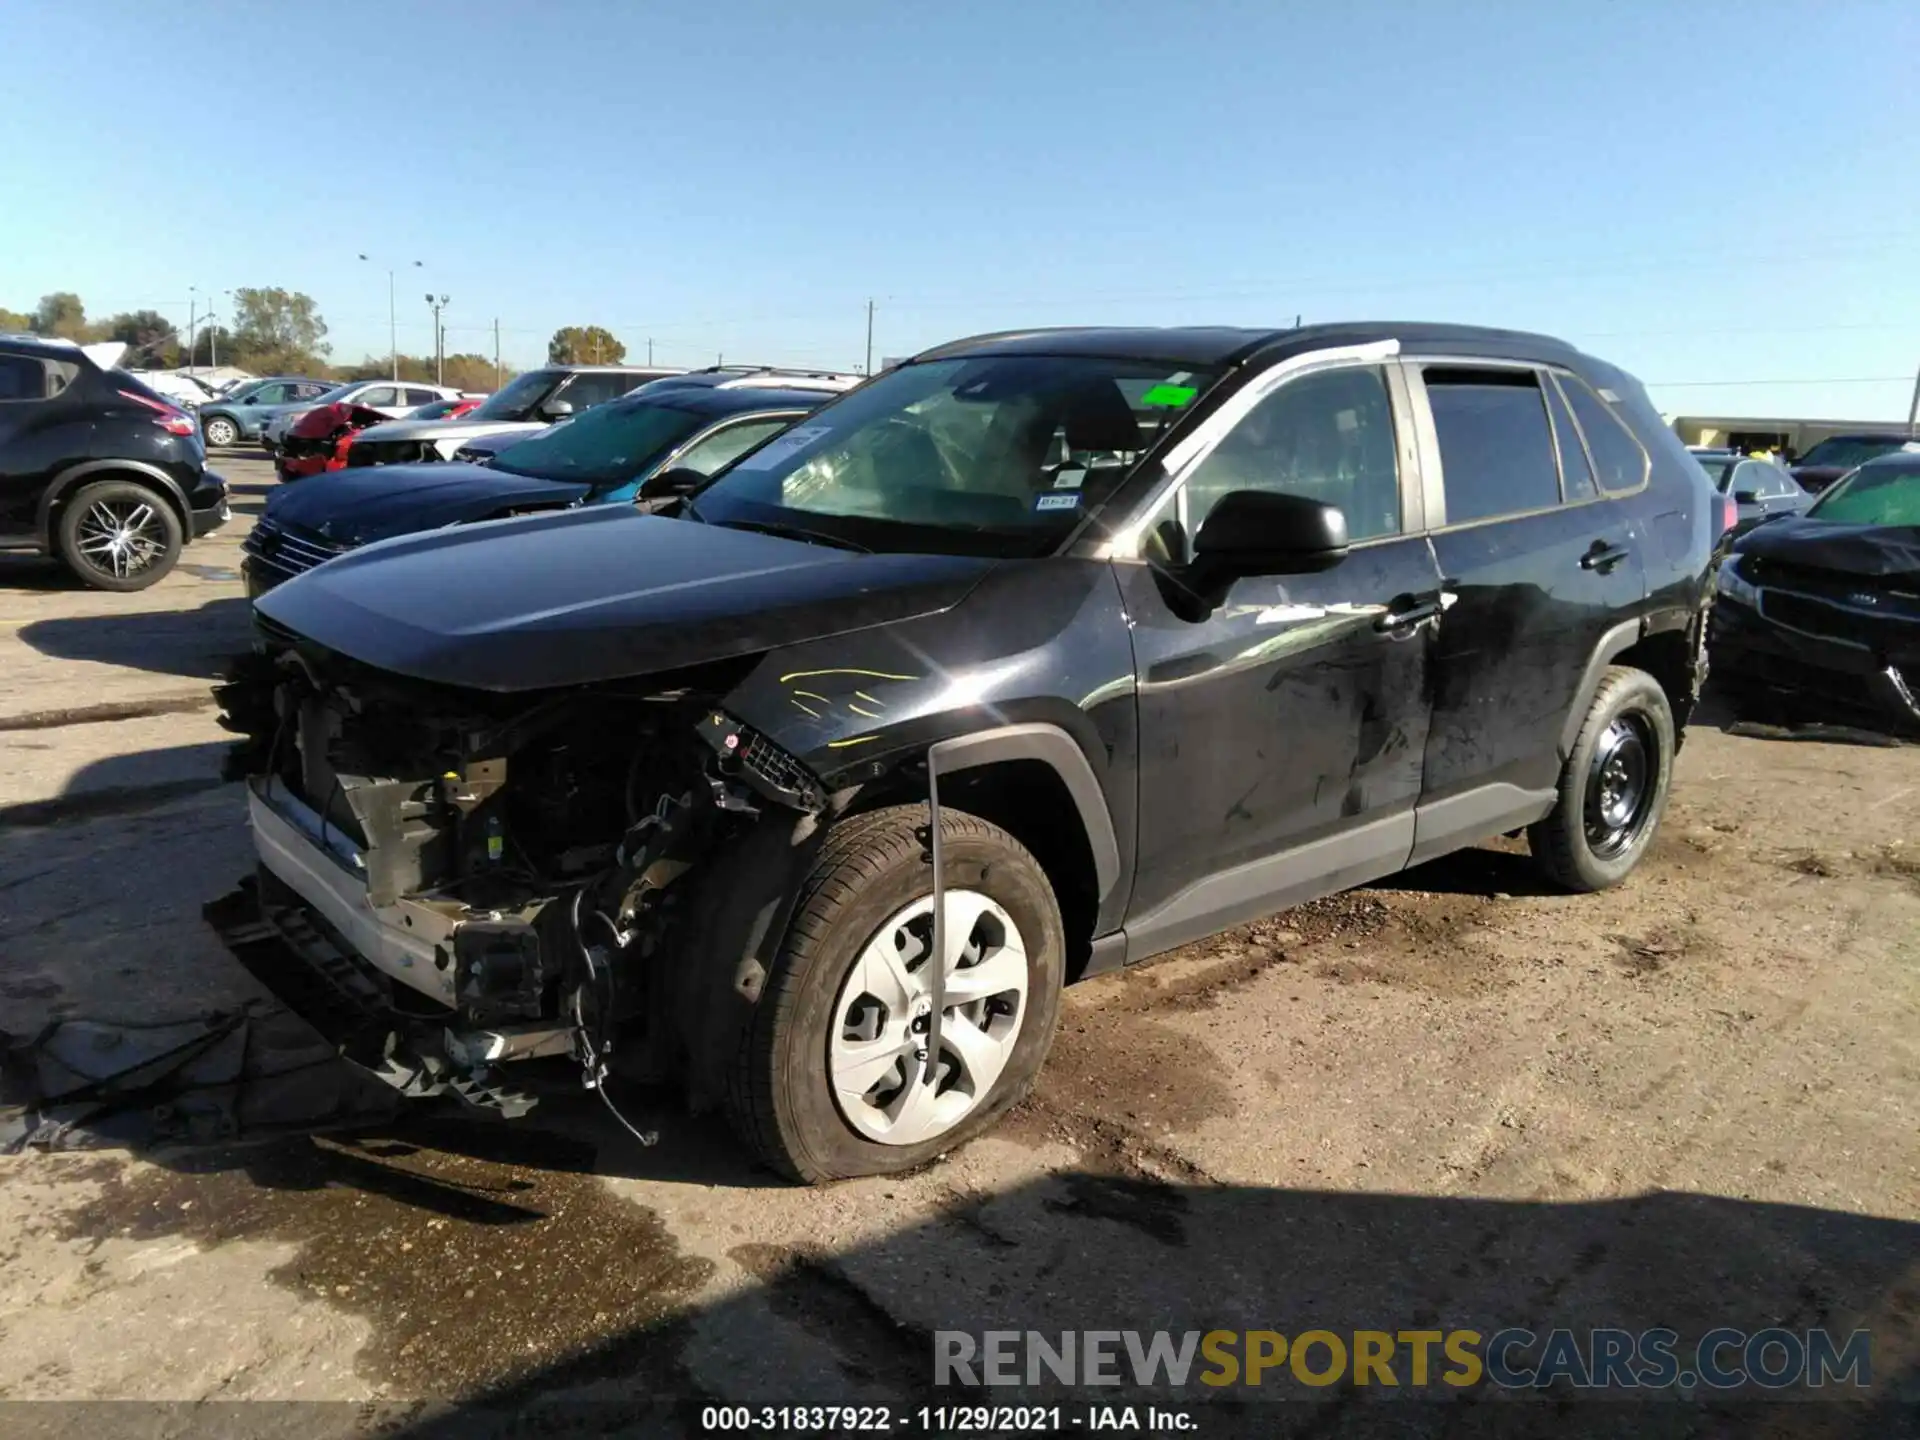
[0,454,1915,1436]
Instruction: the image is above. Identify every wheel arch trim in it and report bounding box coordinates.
[924,722,1122,902]
[36,459,192,547]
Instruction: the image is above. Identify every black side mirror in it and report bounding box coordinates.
[1188,490,1350,599]
[1732,489,1760,505]
[637,465,707,502]
[540,398,574,420]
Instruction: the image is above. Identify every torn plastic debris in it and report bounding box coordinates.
[0,1002,401,1154]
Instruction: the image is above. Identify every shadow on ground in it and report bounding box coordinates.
[17,596,252,678]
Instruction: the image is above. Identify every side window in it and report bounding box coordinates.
[0,354,48,401]
[403,387,440,406]
[1762,465,1799,499]
[1559,375,1649,494]
[357,386,398,407]
[1424,367,1560,524]
[251,383,290,405]
[672,417,794,477]
[1543,375,1598,501]
[561,374,625,410]
[1182,365,1402,541]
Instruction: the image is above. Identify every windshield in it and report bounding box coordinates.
[306,382,361,407]
[488,397,707,486]
[1806,464,1920,527]
[690,355,1219,556]
[1798,437,1916,469]
[470,369,558,421]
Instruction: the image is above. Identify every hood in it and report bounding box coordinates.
[255,508,997,692]
[264,462,592,546]
[355,417,547,445]
[1734,515,1920,579]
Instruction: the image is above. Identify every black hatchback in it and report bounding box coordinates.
[0,334,229,590]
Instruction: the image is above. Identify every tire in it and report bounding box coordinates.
[55,479,183,592]
[726,804,1066,1183]
[203,415,238,447]
[1528,666,1675,892]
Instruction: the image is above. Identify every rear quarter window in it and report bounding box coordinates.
[1559,374,1650,495]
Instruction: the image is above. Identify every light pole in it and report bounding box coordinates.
[360,254,423,381]
[425,294,450,385]
[186,285,198,374]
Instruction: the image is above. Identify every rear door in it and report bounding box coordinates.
[1407,362,1648,860]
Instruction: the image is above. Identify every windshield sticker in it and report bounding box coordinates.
[1052,467,1087,489]
[1034,493,1080,513]
[1140,383,1199,409]
[733,424,835,471]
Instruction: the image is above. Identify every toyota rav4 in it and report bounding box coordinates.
[211,323,1717,1181]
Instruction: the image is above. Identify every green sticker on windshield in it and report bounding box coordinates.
[1140,383,1198,408]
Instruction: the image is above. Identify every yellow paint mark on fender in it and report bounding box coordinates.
[778,667,918,684]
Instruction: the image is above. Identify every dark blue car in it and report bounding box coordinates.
[242,375,835,595]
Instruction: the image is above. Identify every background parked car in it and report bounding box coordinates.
[1789,432,1920,493]
[1711,451,1920,734]
[259,381,462,453]
[243,375,835,594]
[0,332,228,590]
[130,370,221,409]
[1688,448,1810,536]
[198,377,335,447]
[343,364,684,467]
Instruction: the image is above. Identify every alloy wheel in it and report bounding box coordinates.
[829,890,1029,1146]
[74,498,171,582]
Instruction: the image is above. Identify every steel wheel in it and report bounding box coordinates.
[829,889,1029,1147]
[73,497,172,582]
[204,416,237,446]
[1583,713,1654,859]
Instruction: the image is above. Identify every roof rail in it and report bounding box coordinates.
[668,363,863,393]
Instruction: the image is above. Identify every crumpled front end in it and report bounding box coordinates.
[208,634,828,1116]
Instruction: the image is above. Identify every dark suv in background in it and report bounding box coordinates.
[0,333,229,590]
[215,322,1717,1181]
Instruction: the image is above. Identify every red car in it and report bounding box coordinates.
[276,396,482,480]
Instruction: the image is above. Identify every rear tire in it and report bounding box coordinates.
[203,415,238,447]
[1528,666,1674,892]
[55,479,182,592]
[725,805,1065,1183]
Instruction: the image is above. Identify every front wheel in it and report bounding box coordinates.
[725,805,1065,1183]
[56,479,183,591]
[203,415,238,447]
[1528,666,1675,892]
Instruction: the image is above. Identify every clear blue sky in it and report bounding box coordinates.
[2,0,1915,420]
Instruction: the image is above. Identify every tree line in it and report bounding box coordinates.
[4,290,637,392]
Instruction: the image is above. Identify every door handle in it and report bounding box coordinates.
[1375,597,1442,633]
[1581,540,1632,573]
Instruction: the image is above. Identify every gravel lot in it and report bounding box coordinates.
[1,455,1915,1434]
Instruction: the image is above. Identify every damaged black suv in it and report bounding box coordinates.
[213,324,1717,1181]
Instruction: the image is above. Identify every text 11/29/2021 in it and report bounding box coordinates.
[700,1405,1196,1432]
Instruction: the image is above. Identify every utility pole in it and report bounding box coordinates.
[493,319,502,390]
[425,294,449,385]
[647,338,654,365]
[1907,358,1920,440]
[361,255,423,380]
[187,286,198,374]
[864,298,875,376]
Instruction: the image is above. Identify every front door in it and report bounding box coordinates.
[1115,359,1444,962]
[1410,363,1647,861]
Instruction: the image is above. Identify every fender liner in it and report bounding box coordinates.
[1558,618,1645,759]
[916,721,1121,902]
[36,459,192,547]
